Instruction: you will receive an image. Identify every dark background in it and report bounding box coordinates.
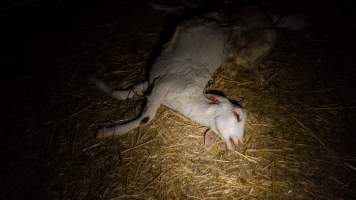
[1,0,356,199]
[1,0,356,80]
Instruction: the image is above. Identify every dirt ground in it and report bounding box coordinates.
[1,0,356,199]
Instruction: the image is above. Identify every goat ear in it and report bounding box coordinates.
[204,130,215,150]
[206,95,220,104]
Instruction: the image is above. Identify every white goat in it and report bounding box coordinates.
[96,17,247,150]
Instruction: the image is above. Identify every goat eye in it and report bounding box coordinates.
[234,111,241,122]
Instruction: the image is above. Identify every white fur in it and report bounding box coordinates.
[96,17,247,149]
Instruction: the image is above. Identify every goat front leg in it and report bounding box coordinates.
[95,79,148,100]
[111,81,148,100]
[97,81,168,138]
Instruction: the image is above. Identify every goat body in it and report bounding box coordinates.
[96,17,247,149]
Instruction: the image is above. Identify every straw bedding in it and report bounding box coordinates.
[1,0,356,199]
